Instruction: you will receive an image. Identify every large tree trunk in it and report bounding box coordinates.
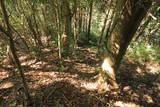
[99,0,152,89]
[62,0,73,55]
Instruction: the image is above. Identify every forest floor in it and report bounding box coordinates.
[0,47,160,107]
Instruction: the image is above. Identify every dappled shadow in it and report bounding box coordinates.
[63,60,98,82]
[0,73,34,106]
[0,47,160,106]
[34,81,108,107]
[73,48,100,67]
[18,47,100,82]
[116,58,160,106]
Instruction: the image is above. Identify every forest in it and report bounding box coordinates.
[0,0,160,106]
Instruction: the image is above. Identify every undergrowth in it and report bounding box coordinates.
[127,42,160,64]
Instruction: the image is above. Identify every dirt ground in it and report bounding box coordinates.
[0,47,160,107]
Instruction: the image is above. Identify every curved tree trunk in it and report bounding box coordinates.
[99,0,152,90]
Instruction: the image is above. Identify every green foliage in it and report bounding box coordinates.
[31,0,49,4]
[128,42,160,64]
[30,45,41,57]
[89,33,98,46]
[0,47,3,55]
[48,25,57,35]
[128,6,160,64]
[0,42,6,55]
[91,9,105,36]
[79,31,98,46]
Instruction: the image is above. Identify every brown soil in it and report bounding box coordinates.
[0,47,160,107]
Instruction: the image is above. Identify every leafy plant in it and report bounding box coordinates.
[127,42,160,64]
[30,45,41,58]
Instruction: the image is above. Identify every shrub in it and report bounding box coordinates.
[127,42,160,64]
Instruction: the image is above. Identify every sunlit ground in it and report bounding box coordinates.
[0,47,160,106]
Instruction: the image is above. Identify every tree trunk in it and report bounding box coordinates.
[87,0,93,43]
[78,7,82,34]
[62,0,73,55]
[11,25,30,51]
[26,16,42,47]
[99,0,152,89]
[98,14,108,52]
[73,1,78,50]
[55,1,64,71]
[0,0,31,104]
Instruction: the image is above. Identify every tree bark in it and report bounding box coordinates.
[62,0,73,55]
[55,1,64,71]
[26,16,42,47]
[98,14,108,52]
[87,0,93,43]
[0,0,31,104]
[99,0,152,89]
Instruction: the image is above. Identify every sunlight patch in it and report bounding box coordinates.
[42,48,50,52]
[113,101,139,107]
[80,82,98,90]
[102,58,113,72]
[21,59,37,66]
[0,71,9,80]
[136,67,142,73]
[115,43,120,50]
[19,55,30,61]
[26,72,56,89]
[30,61,43,69]
[143,94,154,103]
[146,64,160,74]
[102,57,115,77]
[0,82,13,89]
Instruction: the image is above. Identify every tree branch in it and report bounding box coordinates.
[0,25,10,38]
